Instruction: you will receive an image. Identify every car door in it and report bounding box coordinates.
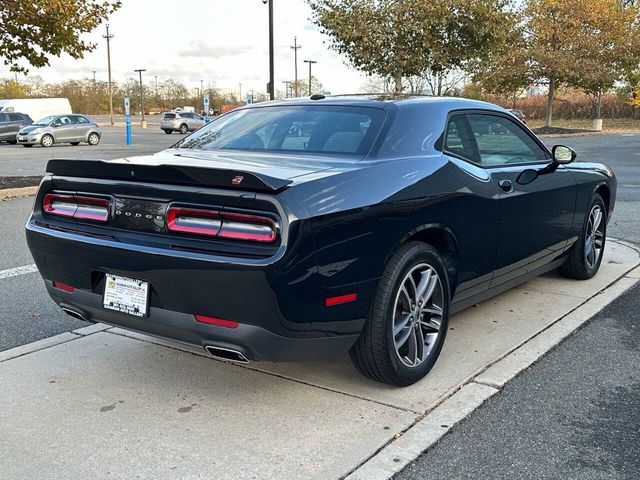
[73,115,92,141]
[53,115,76,142]
[0,113,9,140]
[7,113,24,138]
[463,112,577,287]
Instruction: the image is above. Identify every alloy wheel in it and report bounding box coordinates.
[392,263,444,368]
[585,204,605,269]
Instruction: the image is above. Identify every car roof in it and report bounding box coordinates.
[246,94,507,113]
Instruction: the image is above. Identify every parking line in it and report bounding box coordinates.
[0,264,38,280]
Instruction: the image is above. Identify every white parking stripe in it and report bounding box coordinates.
[0,264,38,280]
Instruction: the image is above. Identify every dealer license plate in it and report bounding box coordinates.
[103,274,149,317]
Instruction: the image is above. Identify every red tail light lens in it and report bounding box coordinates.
[43,194,110,222]
[166,206,277,243]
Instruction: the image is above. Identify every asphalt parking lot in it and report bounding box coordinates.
[0,130,638,479]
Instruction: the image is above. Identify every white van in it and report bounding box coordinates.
[0,98,72,122]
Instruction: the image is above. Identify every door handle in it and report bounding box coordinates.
[498,179,513,193]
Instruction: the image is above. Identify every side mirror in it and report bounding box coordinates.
[552,145,576,165]
[52,122,61,128]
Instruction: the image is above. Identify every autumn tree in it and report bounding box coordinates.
[0,0,121,73]
[524,0,640,126]
[308,0,515,93]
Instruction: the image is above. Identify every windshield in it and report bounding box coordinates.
[174,105,385,157]
[33,115,56,126]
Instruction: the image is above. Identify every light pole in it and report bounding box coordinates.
[91,70,96,85]
[303,60,317,95]
[261,0,275,100]
[103,24,114,125]
[290,36,301,97]
[134,69,146,128]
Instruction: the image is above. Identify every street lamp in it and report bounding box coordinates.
[303,60,317,96]
[134,69,146,128]
[262,0,274,100]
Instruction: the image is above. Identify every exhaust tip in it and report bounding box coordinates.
[61,307,89,322]
[205,346,249,364]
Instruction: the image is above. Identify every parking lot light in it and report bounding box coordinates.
[134,69,147,129]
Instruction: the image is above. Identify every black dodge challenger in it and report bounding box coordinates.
[26,95,616,386]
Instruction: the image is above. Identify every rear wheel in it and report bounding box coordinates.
[22,144,33,148]
[70,142,80,146]
[559,193,607,280]
[7,140,16,145]
[40,134,54,148]
[163,130,172,134]
[88,133,100,145]
[350,242,450,386]
[179,124,188,134]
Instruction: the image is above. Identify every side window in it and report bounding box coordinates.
[444,114,479,163]
[58,116,73,125]
[8,113,22,121]
[76,116,90,124]
[0,113,8,122]
[466,114,547,166]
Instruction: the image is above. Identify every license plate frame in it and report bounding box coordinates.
[103,274,149,317]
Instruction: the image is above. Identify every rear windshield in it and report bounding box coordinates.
[163,113,176,119]
[175,105,385,156]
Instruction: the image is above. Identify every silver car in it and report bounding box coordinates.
[161,111,205,134]
[17,114,101,148]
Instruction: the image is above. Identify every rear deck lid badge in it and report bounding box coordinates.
[231,175,244,185]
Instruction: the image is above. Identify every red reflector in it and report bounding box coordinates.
[325,293,358,307]
[194,315,239,329]
[52,281,75,293]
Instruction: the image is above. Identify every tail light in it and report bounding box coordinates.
[43,193,110,222]
[167,206,277,243]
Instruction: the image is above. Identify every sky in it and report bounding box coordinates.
[4,0,370,97]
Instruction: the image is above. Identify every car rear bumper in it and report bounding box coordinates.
[26,220,366,362]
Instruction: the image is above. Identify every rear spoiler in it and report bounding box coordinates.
[45,159,293,192]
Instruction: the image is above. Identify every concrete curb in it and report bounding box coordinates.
[0,186,38,201]
[0,332,79,362]
[345,269,639,479]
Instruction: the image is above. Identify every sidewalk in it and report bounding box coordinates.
[0,241,638,480]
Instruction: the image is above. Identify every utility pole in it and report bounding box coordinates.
[155,75,158,96]
[239,83,242,101]
[92,70,96,84]
[303,60,317,96]
[103,24,114,126]
[134,68,146,128]
[265,0,274,100]
[290,36,301,97]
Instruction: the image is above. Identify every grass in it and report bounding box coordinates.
[527,118,640,131]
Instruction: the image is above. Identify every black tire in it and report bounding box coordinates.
[87,132,100,146]
[22,144,33,148]
[163,130,172,134]
[179,124,188,134]
[40,134,54,147]
[350,242,450,386]
[7,140,17,145]
[70,142,80,146]
[559,193,607,280]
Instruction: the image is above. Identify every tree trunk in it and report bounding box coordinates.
[437,74,443,96]
[544,77,555,127]
[394,72,403,93]
[596,91,603,118]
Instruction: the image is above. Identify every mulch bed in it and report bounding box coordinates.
[530,126,594,135]
[0,176,43,190]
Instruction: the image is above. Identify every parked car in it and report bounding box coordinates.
[508,108,527,124]
[161,111,205,134]
[0,112,33,144]
[17,114,101,148]
[26,95,616,386]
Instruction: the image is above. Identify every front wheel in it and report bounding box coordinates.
[40,134,54,148]
[559,193,607,280]
[87,133,100,145]
[178,124,188,134]
[350,242,450,386]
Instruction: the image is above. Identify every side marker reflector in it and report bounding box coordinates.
[325,293,358,307]
[195,315,239,329]
[52,282,75,293]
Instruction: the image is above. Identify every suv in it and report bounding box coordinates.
[161,112,205,134]
[0,112,33,144]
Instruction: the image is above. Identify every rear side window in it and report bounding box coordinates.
[176,105,385,157]
[8,113,23,121]
[163,113,176,119]
[75,116,90,124]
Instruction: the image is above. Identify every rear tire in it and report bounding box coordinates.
[22,144,33,148]
[7,140,16,145]
[559,193,607,280]
[350,242,450,386]
[179,124,188,134]
[70,142,80,146]
[163,130,172,134]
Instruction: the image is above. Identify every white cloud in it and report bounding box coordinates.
[4,0,368,96]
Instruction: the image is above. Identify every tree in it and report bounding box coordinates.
[290,76,325,96]
[0,0,121,73]
[308,0,515,92]
[523,0,640,126]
